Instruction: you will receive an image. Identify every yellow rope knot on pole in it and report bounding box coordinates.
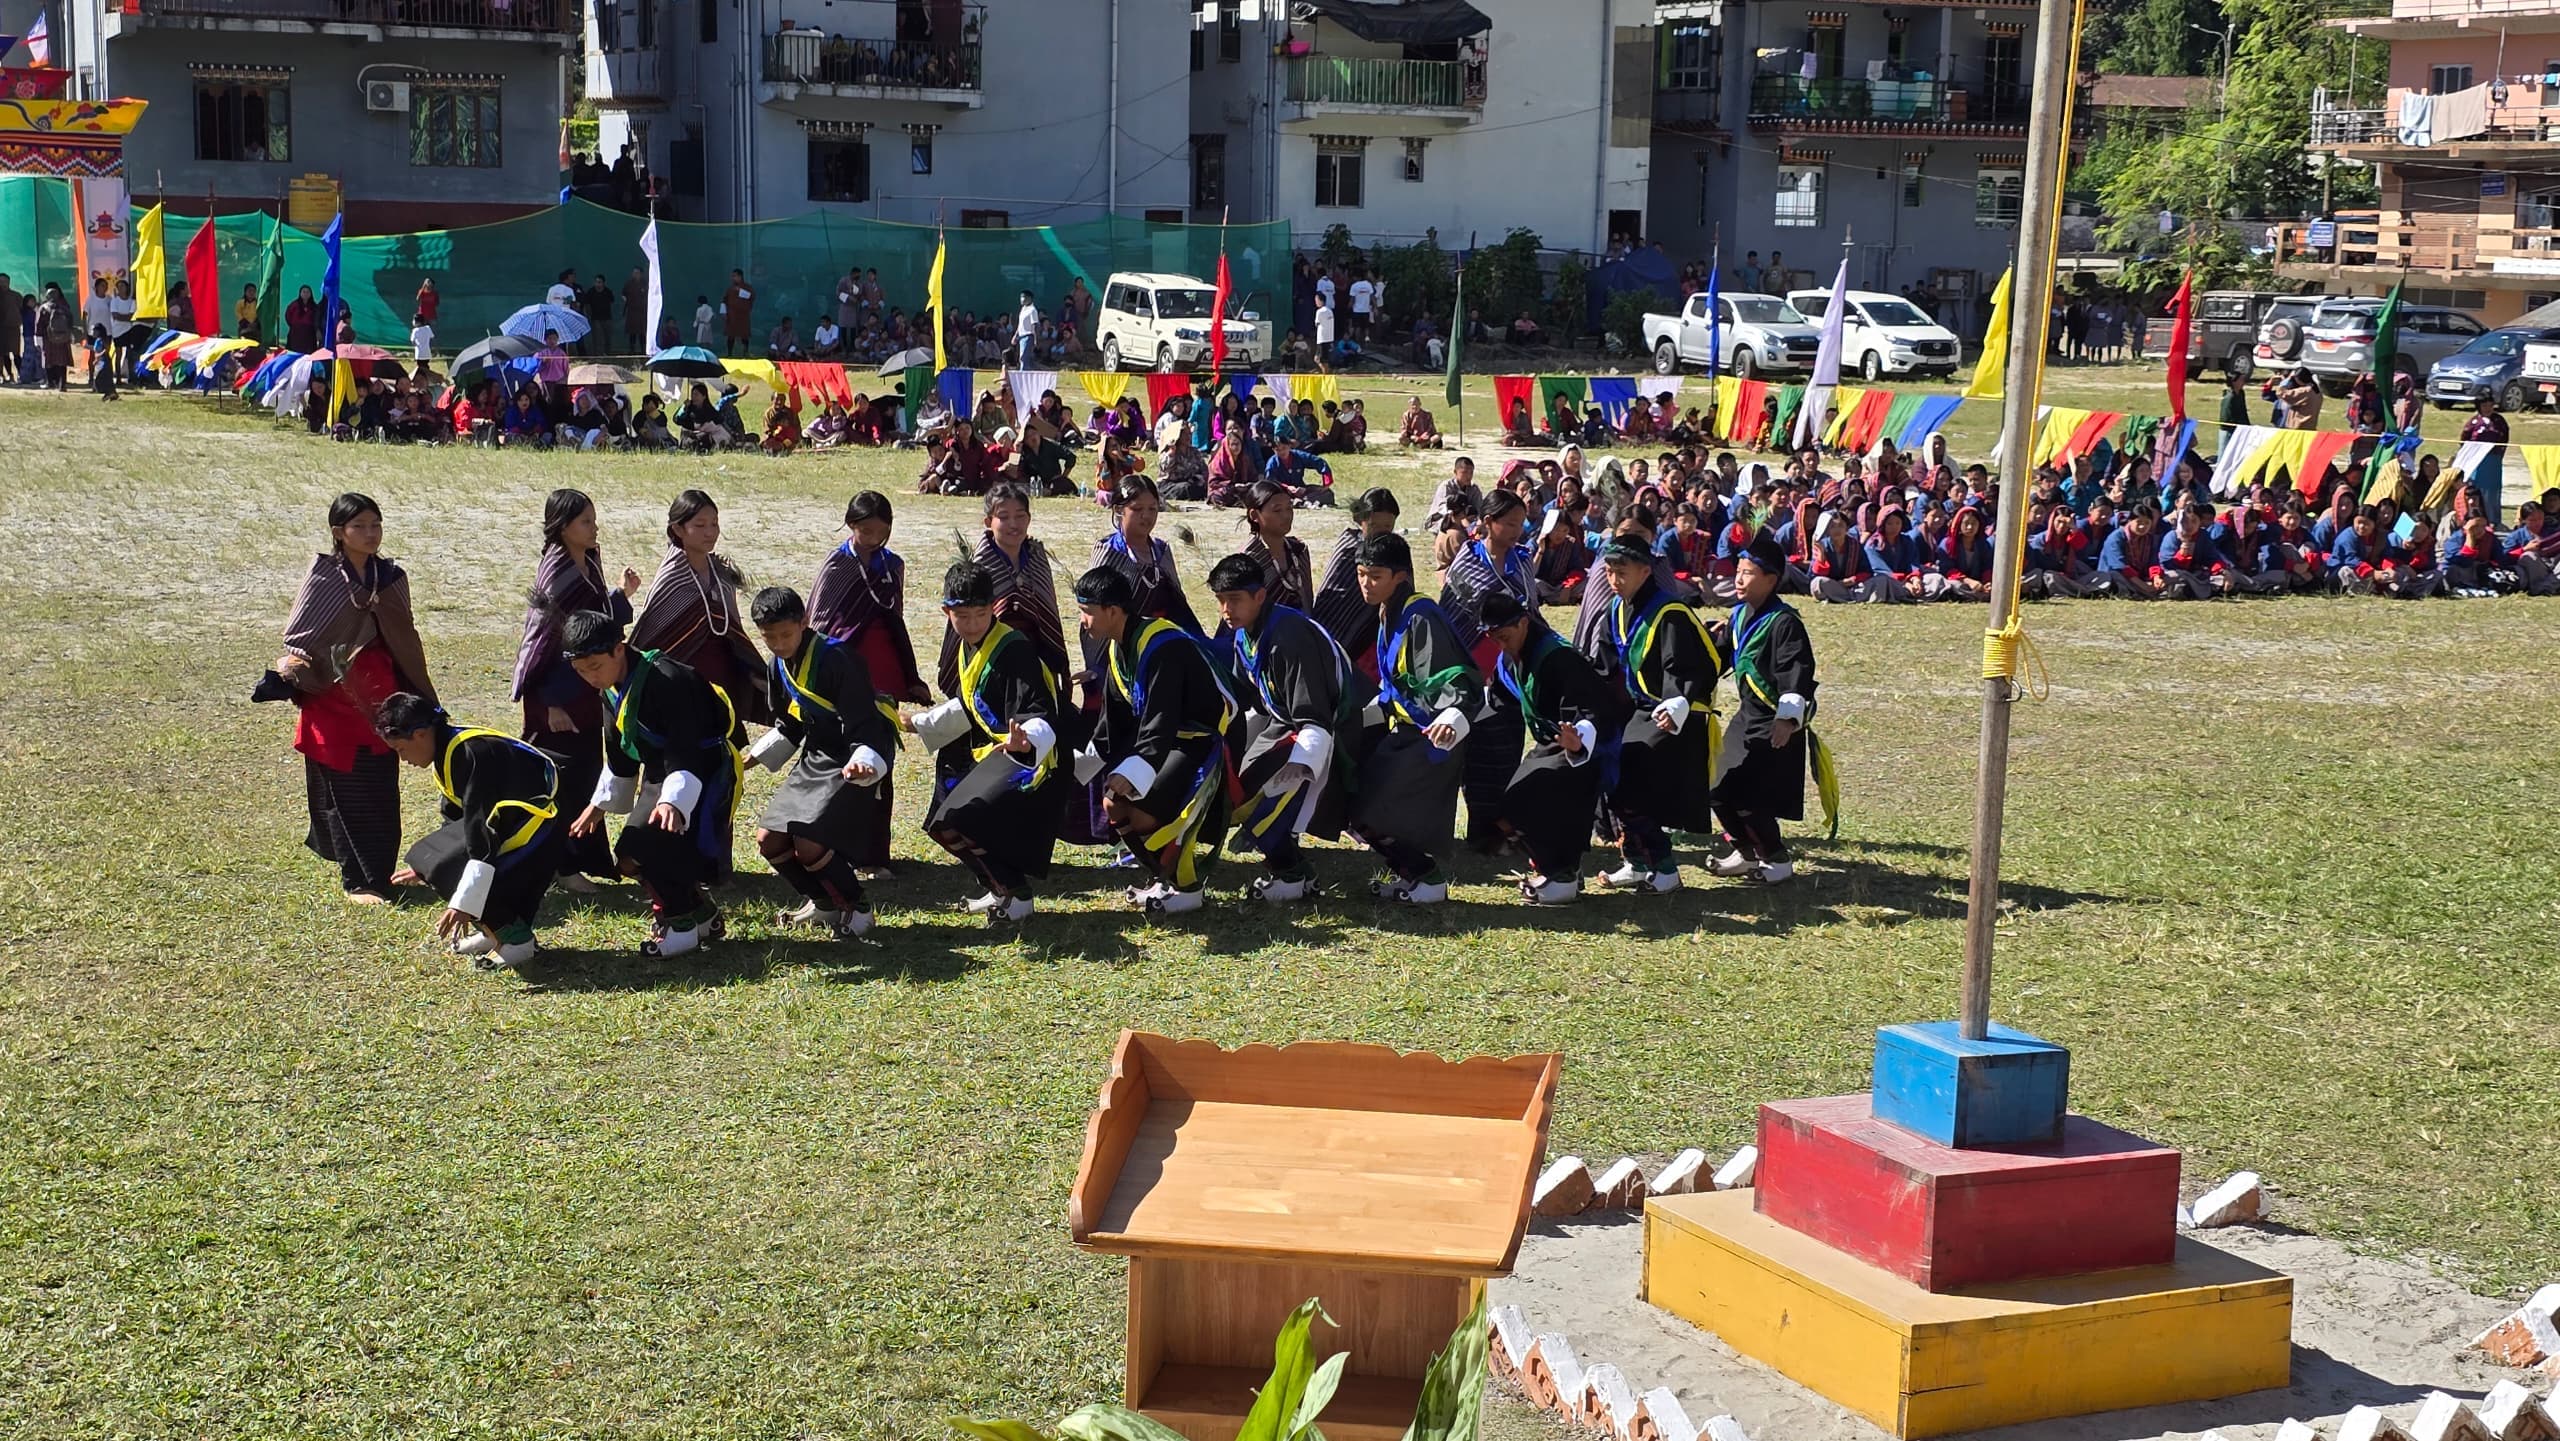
[1979,615,2049,699]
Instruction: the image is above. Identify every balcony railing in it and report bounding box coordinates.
[2310,104,2386,144]
[1746,75,2028,130]
[1285,56,1485,112]
[2273,214,2478,270]
[764,25,983,93]
[126,0,564,32]
[2316,84,2560,147]
[588,47,664,105]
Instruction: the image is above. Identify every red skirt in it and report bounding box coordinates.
[292,645,398,773]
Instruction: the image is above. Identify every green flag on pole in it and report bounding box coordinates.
[1444,269,1465,414]
[2358,277,2408,501]
[256,210,286,346]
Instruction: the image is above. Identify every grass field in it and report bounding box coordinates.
[2,362,2556,1440]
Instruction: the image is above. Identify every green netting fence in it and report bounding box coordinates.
[0,180,1295,351]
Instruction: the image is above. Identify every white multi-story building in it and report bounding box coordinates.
[587,0,1191,225]
[1184,0,1654,254]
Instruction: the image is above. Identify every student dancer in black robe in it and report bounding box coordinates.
[514,488,641,886]
[1311,487,1402,670]
[746,587,899,940]
[1711,535,1821,885]
[1596,536,1728,892]
[806,490,927,870]
[1210,552,1368,904]
[1482,594,1626,906]
[1075,566,1234,914]
[628,489,771,725]
[379,693,564,971]
[562,610,749,956]
[1440,488,1540,853]
[1240,481,1316,613]
[911,562,1070,923]
[1349,532,1482,905]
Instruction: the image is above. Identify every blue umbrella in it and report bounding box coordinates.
[502,303,591,342]
[647,344,726,379]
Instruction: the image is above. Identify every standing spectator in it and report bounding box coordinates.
[2462,393,2510,447]
[2218,371,2250,445]
[35,283,74,390]
[1013,289,1039,371]
[536,328,571,411]
[1733,250,1762,293]
[1314,294,1336,370]
[410,311,435,364]
[693,294,716,348]
[286,285,321,353]
[414,278,440,334]
[546,269,578,308]
[721,268,755,356]
[581,273,615,354]
[1348,270,1374,340]
[234,283,262,344]
[622,265,649,352]
[0,272,20,384]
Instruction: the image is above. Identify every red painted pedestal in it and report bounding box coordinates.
[1754,1094,2181,1292]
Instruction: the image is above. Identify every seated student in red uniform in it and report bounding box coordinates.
[1935,505,1997,603]
[2020,502,2091,600]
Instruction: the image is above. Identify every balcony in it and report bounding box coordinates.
[1654,86,1726,132]
[105,0,568,41]
[1281,56,1485,130]
[2271,211,2560,287]
[761,16,984,110]
[2314,83,2560,157]
[1747,74,2027,136]
[588,47,664,108]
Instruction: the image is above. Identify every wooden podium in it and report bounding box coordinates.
[1070,1032,1560,1441]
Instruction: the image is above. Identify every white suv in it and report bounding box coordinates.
[1095,271,1264,373]
[1784,288,1964,379]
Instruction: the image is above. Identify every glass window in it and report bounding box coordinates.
[1902,161,1924,208]
[808,137,870,202]
[1775,163,1823,228]
[1666,22,1719,89]
[1219,0,1242,62]
[194,78,290,163]
[1316,149,1364,208]
[1976,167,2023,227]
[1192,134,1225,208]
[410,85,502,168]
[910,133,934,174]
[2431,64,2473,93]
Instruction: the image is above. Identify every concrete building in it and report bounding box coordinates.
[1646,0,2041,335]
[43,0,572,230]
[586,0,1189,225]
[1183,0,1654,254]
[2285,0,2560,324]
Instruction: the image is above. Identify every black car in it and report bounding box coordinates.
[2192,290,2321,379]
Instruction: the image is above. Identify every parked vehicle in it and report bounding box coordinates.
[1782,288,1963,379]
[2426,327,2560,411]
[2193,290,2304,379]
[2250,294,2331,372]
[1643,292,1822,377]
[2295,297,2484,396]
[1094,271,1265,373]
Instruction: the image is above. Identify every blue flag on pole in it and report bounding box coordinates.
[320,212,344,344]
[1706,244,1721,384]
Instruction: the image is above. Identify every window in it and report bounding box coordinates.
[961,209,1010,228]
[699,0,714,45]
[1976,167,2023,227]
[1191,0,1206,71]
[637,0,655,50]
[1192,134,1226,208]
[1775,163,1824,228]
[1219,1,1242,62]
[410,85,501,168]
[1665,22,1719,91]
[910,132,935,174]
[1806,24,1843,80]
[808,138,869,201]
[1902,160,1924,208]
[193,75,290,163]
[596,0,619,49]
[1695,155,1712,227]
[1316,146,1364,207]
[2431,64,2473,93]
[1402,137,1427,182]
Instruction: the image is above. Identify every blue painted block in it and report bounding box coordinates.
[1872,1022,2070,1148]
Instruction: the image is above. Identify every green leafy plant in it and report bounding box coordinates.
[1550,257,1589,340]
[1316,224,1363,278]
[951,1297,1342,1441]
[1401,1290,1490,1441]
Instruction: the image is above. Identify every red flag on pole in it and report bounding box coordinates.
[1208,252,1232,379]
[2164,270,2194,424]
[182,212,221,337]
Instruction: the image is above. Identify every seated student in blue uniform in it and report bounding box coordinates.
[2088,501,2165,600]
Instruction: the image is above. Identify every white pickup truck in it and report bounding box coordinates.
[1643,291,1823,378]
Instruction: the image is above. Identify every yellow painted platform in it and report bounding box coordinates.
[1642,1190,2293,1438]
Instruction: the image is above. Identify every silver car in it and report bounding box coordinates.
[2296,298,2484,397]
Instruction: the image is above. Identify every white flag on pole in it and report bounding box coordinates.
[1795,257,1852,449]
[639,218,664,354]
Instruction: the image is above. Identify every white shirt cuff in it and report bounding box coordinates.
[1776,692,1808,722]
[1654,695,1692,734]
[594,772,637,814]
[660,769,704,825]
[1286,724,1334,776]
[1429,707,1472,746]
[1019,716,1058,769]
[847,745,888,784]
[451,858,497,919]
[913,697,973,752]
[1108,754,1158,796]
[746,727,795,771]
[1073,748,1106,786]
[1564,719,1597,766]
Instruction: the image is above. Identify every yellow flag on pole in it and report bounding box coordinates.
[927,235,948,375]
[1966,267,2012,401]
[131,204,167,323]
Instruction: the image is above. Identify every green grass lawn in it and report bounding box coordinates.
[1,365,2555,1440]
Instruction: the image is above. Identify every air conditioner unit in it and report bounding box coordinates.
[364,79,409,113]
